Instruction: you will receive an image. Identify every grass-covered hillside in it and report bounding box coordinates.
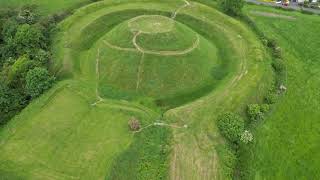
[240,4,320,179]
[0,0,272,179]
[5,0,319,179]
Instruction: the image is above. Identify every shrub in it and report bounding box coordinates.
[247,104,263,121]
[260,104,270,113]
[267,39,277,49]
[32,49,50,65]
[17,5,39,24]
[272,59,285,73]
[0,83,25,124]
[128,117,141,131]
[273,46,282,58]
[265,92,278,104]
[217,112,245,142]
[218,0,245,16]
[26,67,54,98]
[240,130,253,144]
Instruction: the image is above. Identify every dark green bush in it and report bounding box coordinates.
[272,59,285,72]
[218,112,245,142]
[219,0,245,16]
[26,67,54,98]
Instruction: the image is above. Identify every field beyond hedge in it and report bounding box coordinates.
[240,5,320,179]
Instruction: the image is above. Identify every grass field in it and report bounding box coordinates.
[0,0,273,179]
[239,5,320,179]
[0,0,90,14]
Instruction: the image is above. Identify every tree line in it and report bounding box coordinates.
[0,5,56,124]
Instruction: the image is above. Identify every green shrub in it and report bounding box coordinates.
[265,92,278,104]
[217,112,245,142]
[272,59,285,72]
[247,104,263,121]
[273,46,282,58]
[267,39,277,49]
[260,104,270,113]
[26,67,54,98]
[0,83,25,124]
[218,0,245,16]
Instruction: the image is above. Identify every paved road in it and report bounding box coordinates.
[246,0,320,15]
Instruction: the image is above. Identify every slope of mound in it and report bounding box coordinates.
[98,16,220,104]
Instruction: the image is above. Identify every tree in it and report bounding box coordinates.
[25,67,54,98]
[32,49,50,65]
[217,112,245,142]
[17,5,39,24]
[14,24,45,56]
[6,55,37,88]
[1,19,18,42]
[0,83,24,124]
[219,0,245,16]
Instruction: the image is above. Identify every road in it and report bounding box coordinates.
[246,0,320,15]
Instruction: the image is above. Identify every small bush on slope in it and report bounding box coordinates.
[218,112,245,142]
[247,104,264,122]
[219,0,245,16]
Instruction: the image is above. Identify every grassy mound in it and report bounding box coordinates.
[97,16,220,105]
[0,1,271,179]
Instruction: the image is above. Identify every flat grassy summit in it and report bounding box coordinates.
[96,15,220,105]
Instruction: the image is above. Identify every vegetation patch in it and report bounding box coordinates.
[0,0,275,179]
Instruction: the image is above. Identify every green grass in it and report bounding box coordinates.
[239,5,320,179]
[0,0,273,179]
[0,0,91,15]
[97,18,219,103]
[107,126,171,180]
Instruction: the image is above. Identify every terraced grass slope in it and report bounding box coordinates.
[240,5,320,179]
[0,0,272,179]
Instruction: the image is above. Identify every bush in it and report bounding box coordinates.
[240,130,253,144]
[217,112,245,142]
[25,67,54,98]
[260,104,270,113]
[247,104,264,121]
[32,49,50,65]
[267,39,277,49]
[219,0,245,16]
[273,46,282,58]
[265,92,278,104]
[128,117,141,131]
[0,83,25,124]
[272,59,285,73]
